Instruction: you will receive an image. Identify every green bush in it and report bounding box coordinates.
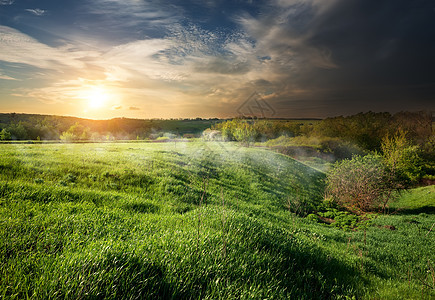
[306,213,319,222]
[381,131,423,186]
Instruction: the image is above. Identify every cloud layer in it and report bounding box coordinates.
[0,0,434,118]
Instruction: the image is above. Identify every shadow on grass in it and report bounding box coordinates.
[224,215,362,299]
[51,251,183,300]
[391,206,435,215]
[2,213,364,299]
[177,214,364,299]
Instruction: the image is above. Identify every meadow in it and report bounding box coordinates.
[0,141,434,299]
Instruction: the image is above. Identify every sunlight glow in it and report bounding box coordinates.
[83,86,109,109]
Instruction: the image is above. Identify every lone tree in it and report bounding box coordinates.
[325,154,400,212]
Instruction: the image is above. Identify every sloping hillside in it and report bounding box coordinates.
[0,142,433,299]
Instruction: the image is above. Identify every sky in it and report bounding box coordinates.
[0,0,434,119]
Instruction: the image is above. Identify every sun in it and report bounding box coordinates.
[83,86,109,109]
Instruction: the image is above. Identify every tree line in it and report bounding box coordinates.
[211,111,432,151]
[211,111,434,198]
[0,113,220,141]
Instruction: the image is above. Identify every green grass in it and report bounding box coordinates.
[0,142,434,299]
[388,185,435,214]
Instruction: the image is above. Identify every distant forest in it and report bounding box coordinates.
[0,113,222,141]
[0,111,433,149]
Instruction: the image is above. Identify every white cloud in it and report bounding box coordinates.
[0,0,14,5]
[0,74,18,80]
[0,26,101,72]
[25,9,47,16]
[275,0,338,13]
[1,2,337,117]
[83,0,180,29]
[236,3,338,71]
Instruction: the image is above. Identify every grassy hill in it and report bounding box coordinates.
[0,142,434,299]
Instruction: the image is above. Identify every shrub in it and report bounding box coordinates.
[306,213,319,222]
[216,119,257,145]
[325,154,399,212]
[233,123,257,146]
[381,131,423,186]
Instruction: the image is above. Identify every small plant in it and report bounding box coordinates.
[285,184,317,217]
[415,259,435,291]
[329,212,359,229]
[307,204,377,230]
[306,213,319,222]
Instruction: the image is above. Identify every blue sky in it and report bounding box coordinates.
[0,0,434,119]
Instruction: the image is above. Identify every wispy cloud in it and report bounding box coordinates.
[236,2,338,71]
[2,0,431,118]
[91,22,283,114]
[0,0,14,5]
[25,9,47,16]
[275,0,338,13]
[0,75,18,80]
[82,0,181,33]
[0,3,326,117]
[1,1,272,115]
[0,26,101,72]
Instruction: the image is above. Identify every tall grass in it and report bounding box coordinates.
[0,142,433,299]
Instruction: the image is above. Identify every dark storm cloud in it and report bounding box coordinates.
[235,0,435,116]
[307,0,435,84]
[291,0,435,113]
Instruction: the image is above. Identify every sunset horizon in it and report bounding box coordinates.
[1,0,434,119]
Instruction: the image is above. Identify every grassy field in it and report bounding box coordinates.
[0,142,434,299]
